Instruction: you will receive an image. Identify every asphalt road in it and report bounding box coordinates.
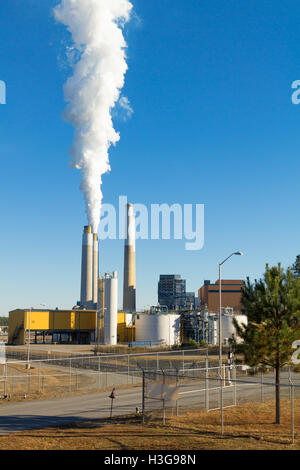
[0,371,298,435]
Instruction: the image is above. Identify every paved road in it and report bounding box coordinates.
[0,387,143,434]
[0,371,298,435]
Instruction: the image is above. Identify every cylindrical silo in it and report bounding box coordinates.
[92,233,99,306]
[123,203,136,312]
[207,315,218,345]
[135,314,181,346]
[104,271,118,345]
[97,276,105,345]
[221,314,247,344]
[80,225,93,308]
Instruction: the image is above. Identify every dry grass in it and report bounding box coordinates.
[0,363,96,403]
[0,399,298,450]
[0,363,140,404]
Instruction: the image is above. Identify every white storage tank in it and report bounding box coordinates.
[104,271,118,345]
[209,319,218,345]
[221,314,247,345]
[135,314,181,346]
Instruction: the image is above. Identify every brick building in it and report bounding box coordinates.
[198,279,244,313]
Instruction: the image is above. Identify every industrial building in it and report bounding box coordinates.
[181,309,247,346]
[185,292,196,310]
[158,275,186,311]
[198,279,244,314]
[8,203,139,347]
[8,201,246,349]
[8,309,135,345]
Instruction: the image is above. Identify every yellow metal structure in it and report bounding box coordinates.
[8,309,97,345]
[117,312,135,343]
[8,309,135,345]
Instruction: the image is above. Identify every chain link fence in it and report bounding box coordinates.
[141,363,300,443]
[1,348,298,445]
[0,348,208,399]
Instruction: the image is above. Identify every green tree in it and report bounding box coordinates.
[233,264,300,424]
[292,255,300,277]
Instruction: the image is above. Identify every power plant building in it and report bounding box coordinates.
[158,275,186,311]
[8,309,136,345]
[198,279,244,314]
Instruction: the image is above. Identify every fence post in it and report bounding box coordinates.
[205,357,209,411]
[38,362,40,393]
[220,364,224,435]
[3,363,7,397]
[233,364,237,406]
[98,356,101,389]
[69,358,72,392]
[182,350,185,373]
[176,367,179,416]
[142,369,145,425]
[157,352,159,371]
[27,373,30,394]
[128,354,130,385]
[290,379,295,445]
[261,368,264,403]
[162,369,166,425]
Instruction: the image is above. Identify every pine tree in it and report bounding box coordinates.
[292,255,300,277]
[233,264,300,424]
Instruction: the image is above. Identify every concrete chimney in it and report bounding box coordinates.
[80,225,93,308]
[92,233,99,306]
[123,203,136,312]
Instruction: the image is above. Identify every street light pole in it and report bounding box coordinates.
[218,252,243,367]
[219,263,222,366]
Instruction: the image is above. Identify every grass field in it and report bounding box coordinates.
[0,399,298,450]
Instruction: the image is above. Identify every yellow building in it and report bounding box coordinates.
[8,309,135,345]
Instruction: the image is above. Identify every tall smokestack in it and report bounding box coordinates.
[123,203,136,312]
[92,233,99,306]
[80,225,93,308]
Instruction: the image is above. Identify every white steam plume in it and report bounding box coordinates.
[54,0,133,232]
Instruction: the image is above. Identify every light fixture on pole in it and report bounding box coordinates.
[218,252,243,366]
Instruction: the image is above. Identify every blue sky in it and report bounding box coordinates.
[0,0,300,315]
